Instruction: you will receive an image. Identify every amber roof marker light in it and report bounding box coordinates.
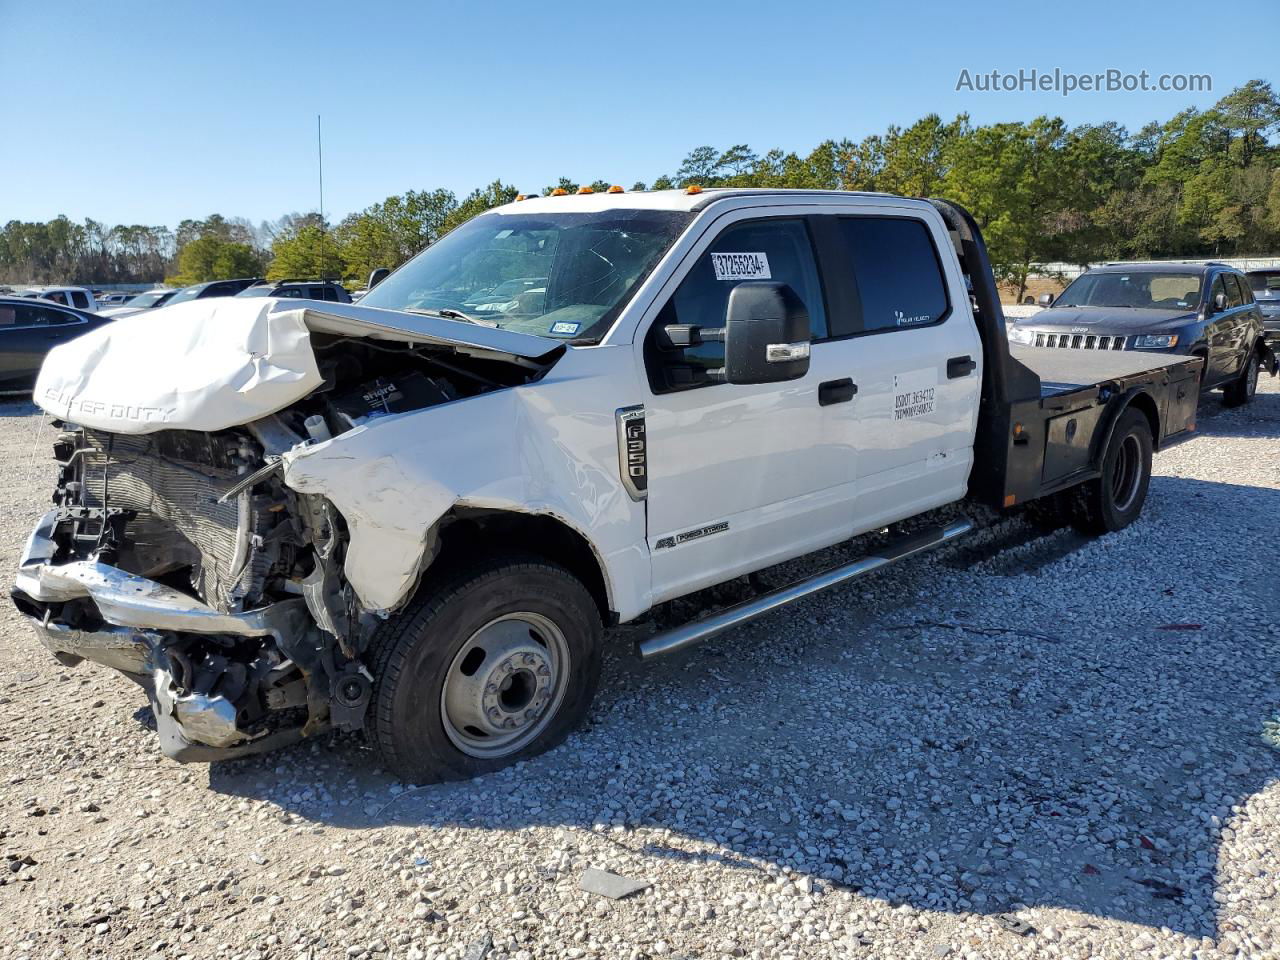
[607,185,625,193]
[685,185,703,195]
[577,186,594,194]
[549,187,569,196]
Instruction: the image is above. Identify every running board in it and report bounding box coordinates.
[638,519,973,659]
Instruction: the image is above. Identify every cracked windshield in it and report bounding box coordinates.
[358,208,692,341]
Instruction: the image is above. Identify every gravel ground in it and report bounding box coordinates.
[1,377,1278,960]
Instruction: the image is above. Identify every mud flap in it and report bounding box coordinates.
[1261,336,1279,377]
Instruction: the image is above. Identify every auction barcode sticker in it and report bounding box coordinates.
[711,252,771,281]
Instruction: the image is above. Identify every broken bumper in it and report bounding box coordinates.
[13,510,313,762]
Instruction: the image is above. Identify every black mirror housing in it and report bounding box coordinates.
[722,282,811,384]
[368,267,391,289]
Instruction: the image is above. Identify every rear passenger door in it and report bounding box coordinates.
[817,209,983,529]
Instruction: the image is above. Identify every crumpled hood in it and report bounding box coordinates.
[1018,306,1196,333]
[34,297,563,435]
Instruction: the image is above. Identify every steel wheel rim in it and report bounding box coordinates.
[440,612,570,759]
[1111,434,1142,513]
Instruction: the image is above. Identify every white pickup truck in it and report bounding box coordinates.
[14,189,1202,781]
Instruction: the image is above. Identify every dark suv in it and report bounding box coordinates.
[1009,262,1275,406]
[1245,269,1280,338]
[235,279,351,303]
[163,277,265,307]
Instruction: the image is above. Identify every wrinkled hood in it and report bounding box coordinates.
[1016,306,1196,332]
[34,297,563,435]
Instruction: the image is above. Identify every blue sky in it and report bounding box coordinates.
[0,0,1268,227]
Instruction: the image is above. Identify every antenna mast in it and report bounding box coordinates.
[317,114,325,227]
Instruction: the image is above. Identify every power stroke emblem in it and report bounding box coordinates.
[654,521,730,550]
[615,405,647,501]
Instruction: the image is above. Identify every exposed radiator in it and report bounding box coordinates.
[77,430,273,612]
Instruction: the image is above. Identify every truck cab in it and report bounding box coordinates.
[13,189,1201,782]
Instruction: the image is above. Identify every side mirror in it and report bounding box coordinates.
[663,281,811,385]
[1037,293,1055,307]
[1212,292,1227,312]
[368,267,391,289]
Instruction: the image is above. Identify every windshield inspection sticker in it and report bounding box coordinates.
[711,252,771,281]
[892,368,937,421]
[550,321,581,335]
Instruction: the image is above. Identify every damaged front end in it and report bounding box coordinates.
[13,424,370,760]
[13,299,562,761]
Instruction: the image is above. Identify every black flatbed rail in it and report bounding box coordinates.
[927,199,1202,512]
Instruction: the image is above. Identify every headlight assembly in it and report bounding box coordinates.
[1132,334,1179,349]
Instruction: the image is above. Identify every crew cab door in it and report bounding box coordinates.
[819,211,983,526]
[638,211,863,603]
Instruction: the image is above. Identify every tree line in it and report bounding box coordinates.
[3,80,1278,300]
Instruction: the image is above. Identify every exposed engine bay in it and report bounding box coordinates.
[14,326,554,760]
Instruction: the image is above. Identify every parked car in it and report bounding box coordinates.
[235,278,351,302]
[1009,262,1275,406]
[98,288,177,319]
[161,277,264,307]
[1245,269,1280,338]
[16,286,98,312]
[96,293,137,307]
[0,297,110,392]
[16,189,1204,780]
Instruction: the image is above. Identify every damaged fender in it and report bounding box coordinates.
[280,366,645,618]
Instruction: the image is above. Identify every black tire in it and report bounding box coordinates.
[364,557,602,783]
[1070,408,1153,535]
[1222,345,1259,408]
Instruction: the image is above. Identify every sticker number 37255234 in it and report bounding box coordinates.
[711,252,772,281]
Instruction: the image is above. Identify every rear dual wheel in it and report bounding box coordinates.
[1025,407,1153,535]
[1070,408,1153,535]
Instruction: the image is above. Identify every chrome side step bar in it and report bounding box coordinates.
[638,519,973,659]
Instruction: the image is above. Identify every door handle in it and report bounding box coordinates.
[819,378,857,405]
[947,355,977,379]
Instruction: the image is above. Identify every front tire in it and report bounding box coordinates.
[1222,346,1259,407]
[1071,408,1153,535]
[365,558,602,782]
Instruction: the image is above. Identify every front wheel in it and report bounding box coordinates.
[365,558,603,782]
[1222,346,1259,408]
[1070,408,1153,535]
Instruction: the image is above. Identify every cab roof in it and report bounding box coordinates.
[493,187,908,216]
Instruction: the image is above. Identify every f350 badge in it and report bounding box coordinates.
[615,405,647,501]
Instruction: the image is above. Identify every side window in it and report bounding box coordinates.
[830,217,950,336]
[1210,276,1227,309]
[69,291,90,309]
[0,305,16,327]
[1239,278,1254,304]
[320,287,340,302]
[277,287,303,298]
[44,291,68,305]
[650,218,828,382]
[39,307,80,325]
[1223,275,1243,309]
